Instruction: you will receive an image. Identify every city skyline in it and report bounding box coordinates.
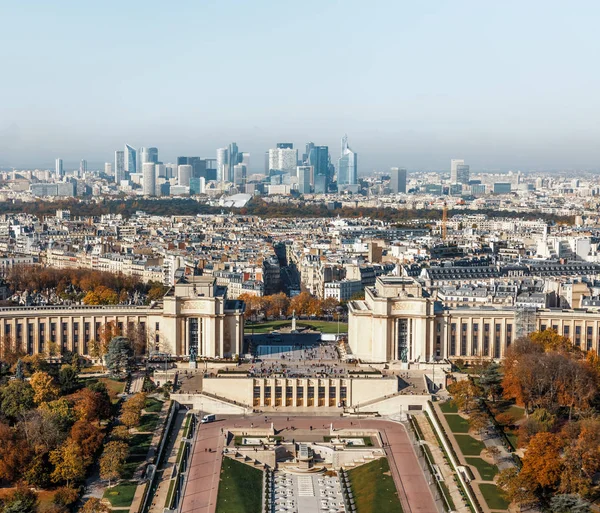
[2,1,600,171]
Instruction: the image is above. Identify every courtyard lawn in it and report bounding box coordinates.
[103,482,137,508]
[215,458,263,513]
[245,320,348,334]
[138,413,160,432]
[444,414,470,433]
[454,435,486,456]
[465,457,498,481]
[439,401,459,414]
[478,483,510,511]
[81,376,126,403]
[129,433,153,455]
[348,458,403,513]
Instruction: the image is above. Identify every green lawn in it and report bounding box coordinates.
[129,433,153,455]
[103,482,137,508]
[454,435,485,456]
[444,414,470,433]
[465,457,498,481]
[145,397,165,413]
[478,483,510,510]
[348,458,403,513]
[439,401,459,413]
[215,458,263,513]
[245,320,348,334]
[138,413,160,432]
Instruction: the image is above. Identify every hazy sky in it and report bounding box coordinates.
[1,1,599,172]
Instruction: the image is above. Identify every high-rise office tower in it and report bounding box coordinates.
[389,167,407,193]
[297,166,312,194]
[165,163,177,179]
[178,165,192,187]
[115,150,125,183]
[307,145,331,192]
[241,152,250,168]
[104,163,112,177]
[139,147,159,169]
[276,143,293,149]
[142,162,156,196]
[268,147,298,175]
[303,142,315,163]
[228,142,239,182]
[233,164,246,186]
[456,164,470,185]
[156,164,166,179]
[216,148,229,182]
[337,135,357,186]
[125,144,137,178]
[79,159,87,174]
[450,159,465,183]
[148,147,158,164]
[55,158,63,178]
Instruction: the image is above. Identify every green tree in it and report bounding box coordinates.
[15,358,25,380]
[0,379,35,420]
[479,361,503,402]
[105,336,134,377]
[549,494,591,513]
[2,484,38,513]
[58,365,79,394]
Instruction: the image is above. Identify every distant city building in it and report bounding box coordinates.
[306,145,331,192]
[337,134,357,186]
[494,182,512,194]
[276,143,293,149]
[389,167,407,193]
[228,142,240,182]
[233,164,246,186]
[455,164,470,185]
[79,159,87,174]
[156,164,166,179]
[114,150,125,184]
[190,177,206,195]
[178,165,192,187]
[31,181,76,197]
[55,158,63,178]
[104,162,112,177]
[216,147,228,182]
[450,159,464,183]
[125,144,137,178]
[142,162,156,196]
[268,147,298,175]
[297,166,312,194]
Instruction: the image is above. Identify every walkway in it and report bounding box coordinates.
[180,415,437,513]
[414,415,471,513]
[147,409,186,513]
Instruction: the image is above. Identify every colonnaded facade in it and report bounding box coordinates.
[0,276,245,358]
[348,276,600,363]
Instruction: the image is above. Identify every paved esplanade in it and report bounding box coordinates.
[181,416,437,513]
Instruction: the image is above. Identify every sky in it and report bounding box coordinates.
[1,0,599,173]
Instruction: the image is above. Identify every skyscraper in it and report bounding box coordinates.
[216,148,229,182]
[55,158,63,179]
[389,167,407,193]
[456,164,470,185]
[268,147,298,175]
[178,165,192,187]
[233,164,246,186]
[79,159,87,174]
[276,143,293,149]
[297,166,312,194]
[125,144,137,178]
[104,162,112,177]
[115,150,125,184]
[307,145,331,192]
[140,147,159,169]
[450,159,465,183]
[228,142,239,182]
[142,162,156,196]
[337,135,357,186]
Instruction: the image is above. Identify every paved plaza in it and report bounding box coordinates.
[180,415,437,513]
[272,471,346,513]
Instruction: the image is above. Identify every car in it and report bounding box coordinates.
[201,414,216,424]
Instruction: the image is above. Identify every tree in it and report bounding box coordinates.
[447,379,482,413]
[111,425,131,443]
[559,420,600,497]
[53,486,79,508]
[69,420,104,464]
[549,494,591,513]
[58,364,79,394]
[70,387,110,422]
[1,484,38,513]
[519,432,564,491]
[24,453,53,488]
[30,370,60,405]
[50,439,86,487]
[479,362,503,402]
[530,329,573,353]
[487,445,501,464]
[0,379,35,420]
[468,410,489,438]
[15,358,25,380]
[81,498,111,513]
[105,336,134,377]
[497,467,536,511]
[120,409,141,430]
[88,339,108,371]
[99,441,128,485]
[20,408,71,455]
[0,421,32,481]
